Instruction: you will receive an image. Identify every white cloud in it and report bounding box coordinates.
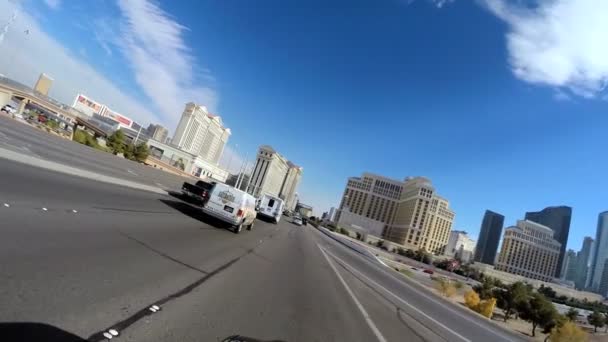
[481,0,608,98]
[0,2,160,125]
[431,0,455,8]
[115,0,217,132]
[43,0,60,10]
[92,18,115,56]
[405,0,455,8]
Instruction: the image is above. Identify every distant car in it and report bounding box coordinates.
[1,104,16,114]
[411,267,418,271]
[292,217,303,226]
[423,269,434,275]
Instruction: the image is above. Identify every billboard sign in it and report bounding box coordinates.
[103,108,133,128]
[73,94,104,117]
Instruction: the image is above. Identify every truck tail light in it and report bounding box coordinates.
[237,209,244,217]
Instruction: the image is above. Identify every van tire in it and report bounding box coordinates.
[247,221,254,231]
[234,223,243,234]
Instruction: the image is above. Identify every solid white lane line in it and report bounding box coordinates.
[317,244,388,342]
[374,255,389,267]
[321,246,472,342]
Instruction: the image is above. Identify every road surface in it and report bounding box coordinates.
[0,114,192,191]
[0,158,525,341]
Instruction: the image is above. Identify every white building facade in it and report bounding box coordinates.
[146,139,228,182]
[172,103,231,164]
[445,230,476,263]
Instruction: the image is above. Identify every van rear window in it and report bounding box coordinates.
[268,199,275,207]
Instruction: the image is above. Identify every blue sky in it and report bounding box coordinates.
[1,0,607,250]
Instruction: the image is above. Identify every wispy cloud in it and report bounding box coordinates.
[0,1,159,125]
[115,0,217,131]
[404,0,456,8]
[481,0,608,99]
[431,0,455,8]
[43,0,61,10]
[92,18,115,56]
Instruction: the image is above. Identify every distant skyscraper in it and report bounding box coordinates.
[279,161,303,211]
[386,176,455,255]
[496,220,561,282]
[247,145,301,205]
[146,124,168,143]
[589,211,608,292]
[446,231,476,263]
[563,249,577,281]
[576,236,594,290]
[172,102,231,164]
[336,174,454,254]
[34,73,53,96]
[525,206,572,278]
[328,207,337,222]
[473,210,504,265]
[599,260,608,297]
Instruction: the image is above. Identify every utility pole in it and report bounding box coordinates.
[133,125,143,145]
[235,152,248,189]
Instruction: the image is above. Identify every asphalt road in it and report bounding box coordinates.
[0,114,192,191]
[0,158,526,342]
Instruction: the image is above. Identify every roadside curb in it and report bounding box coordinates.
[0,146,167,195]
[313,225,526,341]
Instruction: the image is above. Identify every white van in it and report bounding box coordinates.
[201,183,257,234]
[256,193,285,223]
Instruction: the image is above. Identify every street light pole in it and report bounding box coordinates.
[235,152,248,189]
[133,125,143,145]
[243,165,253,193]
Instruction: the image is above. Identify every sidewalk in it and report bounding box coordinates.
[0,146,166,195]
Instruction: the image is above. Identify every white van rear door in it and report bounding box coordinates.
[207,185,240,217]
[262,196,277,216]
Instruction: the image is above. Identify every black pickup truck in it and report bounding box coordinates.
[181,180,215,205]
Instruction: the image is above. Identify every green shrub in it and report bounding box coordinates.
[46,120,59,129]
[73,129,87,144]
